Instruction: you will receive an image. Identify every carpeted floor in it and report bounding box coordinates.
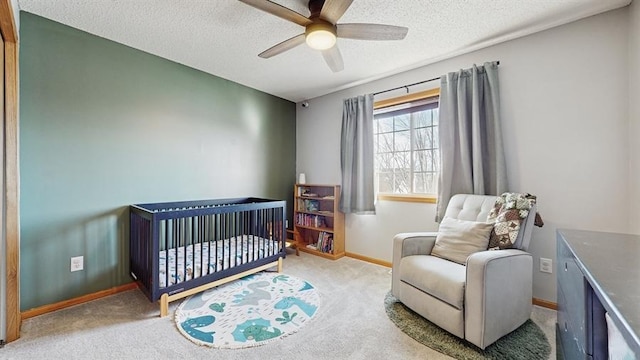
[385,292,551,359]
[3,253,557,359]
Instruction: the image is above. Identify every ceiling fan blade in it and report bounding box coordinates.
[259,33,306,58]
[322,45,344,72]
[337,23,409,40]
[320,0,354,24]
[239,0,312,27]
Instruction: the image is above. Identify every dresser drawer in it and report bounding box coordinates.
[558,285,588,359]
[557,237,589,358]
[558,240,581,288]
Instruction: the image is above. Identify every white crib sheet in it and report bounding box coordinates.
[158,235,278,288]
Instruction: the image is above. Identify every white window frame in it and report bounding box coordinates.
[373,89,440,203]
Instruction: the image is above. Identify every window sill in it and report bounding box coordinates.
[377,193,437,203]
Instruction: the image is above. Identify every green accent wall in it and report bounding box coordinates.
[19,12,296,310]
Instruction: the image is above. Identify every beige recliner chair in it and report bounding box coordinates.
[391,194,536,349]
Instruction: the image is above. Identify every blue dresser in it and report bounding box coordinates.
[557,229,640,359]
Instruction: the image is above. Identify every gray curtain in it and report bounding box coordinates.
[340,94,375,214]
[436,62,507,221]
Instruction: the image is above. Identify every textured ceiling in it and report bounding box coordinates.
[18,0,631,102]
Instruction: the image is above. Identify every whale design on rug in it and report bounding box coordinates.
[232,281,271,306]
[180,315,215,343]
[274,296,317,317]
[242,323,282,341]
[231,318,282,343]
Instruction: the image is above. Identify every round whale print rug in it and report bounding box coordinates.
[175,272,320,349]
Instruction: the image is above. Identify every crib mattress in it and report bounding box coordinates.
[159,235,278,288]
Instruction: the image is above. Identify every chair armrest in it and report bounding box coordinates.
[393,232,438,259]
[464,249,533,349]
[392,232,438,298]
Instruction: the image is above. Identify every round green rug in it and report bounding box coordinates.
[175,273,319,349]
[385,292,551,359]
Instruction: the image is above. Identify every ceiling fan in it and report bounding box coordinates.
[239,0,409,72]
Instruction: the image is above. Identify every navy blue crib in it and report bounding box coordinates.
[130,197,286,316]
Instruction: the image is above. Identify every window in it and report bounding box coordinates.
[373,89,440,201]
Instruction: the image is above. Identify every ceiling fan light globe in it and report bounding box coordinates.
[306,30,336,50]
[305,21,337,50]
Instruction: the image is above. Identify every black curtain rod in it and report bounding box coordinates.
[372,61,500,97]
[372,77,439,96]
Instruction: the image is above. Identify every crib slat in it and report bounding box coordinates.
[198,215,203,279]
[235,211,240,266]
[224,211,230,270]
[211,214,214,272]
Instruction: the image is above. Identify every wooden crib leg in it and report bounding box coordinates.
[277,257,283,273]
[160,293,169,317]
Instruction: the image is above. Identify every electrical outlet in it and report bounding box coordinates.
[71,256,84,272]
[540,258,552,273]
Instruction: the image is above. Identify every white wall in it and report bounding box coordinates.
[11,0,18,32]
[297,7,631,303]
[629,0,640,234]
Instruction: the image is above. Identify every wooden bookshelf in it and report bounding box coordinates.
[293,184,345,260]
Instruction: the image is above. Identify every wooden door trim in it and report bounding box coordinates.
[0,0,19,342]
[0,0,16,43]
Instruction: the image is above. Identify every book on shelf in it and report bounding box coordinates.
[295,213,326,228]
[315,231,334,253]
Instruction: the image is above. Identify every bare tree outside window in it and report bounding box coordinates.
[374,98,439,195]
